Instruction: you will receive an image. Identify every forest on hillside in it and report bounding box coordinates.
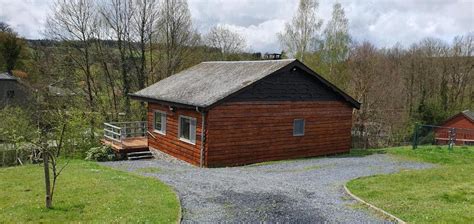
[0,0,473,152]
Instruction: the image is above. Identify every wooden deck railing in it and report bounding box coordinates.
[103,121,147,148]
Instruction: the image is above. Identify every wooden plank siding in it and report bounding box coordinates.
[441,114,474,129]
[147,103,203,166]
[205,101,353,167]
[435,114,474,145]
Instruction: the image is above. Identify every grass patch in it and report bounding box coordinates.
[0,160,180,223]
[347,146,474,223]
[331,148,387,158]
[385,145,474,165]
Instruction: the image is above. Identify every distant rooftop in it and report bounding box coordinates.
[462,110,474,122]
[0,72,17,81]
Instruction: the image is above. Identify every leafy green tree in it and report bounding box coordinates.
[320,3,351,88]
[278,0,322,62]
[0,22,25,72]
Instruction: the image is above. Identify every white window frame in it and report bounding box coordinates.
[153,110,167,135]
[293,119,305,136]
[178,115,197,145]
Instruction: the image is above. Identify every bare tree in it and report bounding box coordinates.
[446,34,474,111]
[204,25,246,60]
[130,0,159,89]
[46,0,98,140]
[156,0,198,78]
[100,0,135,116]
[0,22,14,33]
[347,42,392,148]
[278,0,322,62]
[41,124,68,209]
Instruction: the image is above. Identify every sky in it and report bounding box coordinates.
[0,0,473,53]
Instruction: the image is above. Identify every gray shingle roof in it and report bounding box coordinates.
[0,72,17,81]
[462,110,474,122]
[131,59,361,109]
[132,59,296,107]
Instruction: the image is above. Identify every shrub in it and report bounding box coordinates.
[0,106,36,143]
[85,145,116,162]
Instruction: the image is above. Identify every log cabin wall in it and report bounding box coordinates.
[147,103,203,166]
[205,101,353,167]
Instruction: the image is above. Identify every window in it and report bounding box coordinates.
[293,119,305,136]
[153,110,166,135]
[179,115,196,144]
[6,90,14,99]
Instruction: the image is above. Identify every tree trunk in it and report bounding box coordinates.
[43,151,52,209]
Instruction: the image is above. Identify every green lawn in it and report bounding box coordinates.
[0,160,180,223]
[347,146,474,223]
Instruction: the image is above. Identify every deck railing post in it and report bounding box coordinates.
[120,126,125,148]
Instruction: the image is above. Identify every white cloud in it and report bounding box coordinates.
[343,0,474,47]
[0,0,52,39]
[224,19,287,53]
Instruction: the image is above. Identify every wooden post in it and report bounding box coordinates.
[412,123,419,150]
[43,151,52,208]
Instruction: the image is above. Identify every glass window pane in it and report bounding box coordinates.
[161,113,166,133]
[154,112,162,131]
[180,117,190,140]
[293,119,305,136]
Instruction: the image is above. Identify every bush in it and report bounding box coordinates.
[85,145,116,162]
[43,108,102,158]
[0,106,36,143]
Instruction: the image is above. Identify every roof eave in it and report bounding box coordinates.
[129,93,206,110]
[439,111,474,126]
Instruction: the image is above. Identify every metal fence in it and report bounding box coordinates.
[412,124,474,149]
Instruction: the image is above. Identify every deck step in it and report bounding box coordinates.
[128,155,154,160]
[127,151,152,156]
[126,151,153,160]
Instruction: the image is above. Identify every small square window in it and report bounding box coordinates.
[153,110,166,135]
[6,90,14,99]
[293,119,305,136]
[179,115,196,144]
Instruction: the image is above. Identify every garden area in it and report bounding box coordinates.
[347,146,474,223]
[0,105,180,223]
[0,160,180,223]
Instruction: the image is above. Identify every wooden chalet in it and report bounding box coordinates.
[105,59,361,166]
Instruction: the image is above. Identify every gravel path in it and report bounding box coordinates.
[102,152,432,223]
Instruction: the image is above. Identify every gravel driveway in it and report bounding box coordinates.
[102,152,431,223]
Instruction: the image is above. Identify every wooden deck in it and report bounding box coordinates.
[102,137,149,153]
